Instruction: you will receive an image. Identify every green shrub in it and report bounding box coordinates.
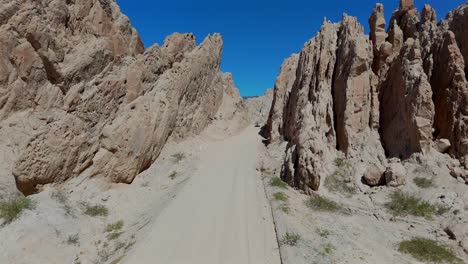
[413,177,435,188]
[107,231,123,240]
[270,177,288,189]
[105,220,124,233]
[0,197,35,223]
[323,243,334,255]
[273,192,288,202]
[305,196,342,213]
[83,203,108,217]
[281,232,301,246]
[385,191,449,219]
[67,234,80,245]
[399,238,462,263]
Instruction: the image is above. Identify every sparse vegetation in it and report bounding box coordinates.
[326,157,355,195]
[322,243,334,255]
[281,232,301,246]
[317,228,331,238]
[51,190,73,216]
[279,204,290,214]
[270,177,288,189]
[169,171,177,180]
[305,196,342,213]
[273,192,288,202]
[171,152,186,163]
[51,190,68,204]
[83,203,108,217]
[0,197,36,223]
[107,232,123,240]
[105,220,124,233]
[334,157,350,168]
[67,234,80,245]
[260,166,273,178]
[324,172,356,195]
[97,248,111,263]
[399,238,462,263]
[385,191,449,219]
[413,177,435,189]
[105,220,124,241]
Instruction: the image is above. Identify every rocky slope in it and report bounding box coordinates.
[0,0,245,198]
[264,0,468,194]
[243,88,274,125]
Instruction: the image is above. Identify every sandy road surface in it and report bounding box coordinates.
[124,126,281,264]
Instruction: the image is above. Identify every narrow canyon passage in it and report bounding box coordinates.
[124,126,281,264]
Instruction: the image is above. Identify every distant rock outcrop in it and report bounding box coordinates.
[244,89,274,126]
[264,0,468,192]
[0,0,244,195]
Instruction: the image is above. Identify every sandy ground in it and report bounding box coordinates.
[124,126,281,264]
[261,141,468,264]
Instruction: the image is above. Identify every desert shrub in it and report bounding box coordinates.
[169,171,177,180]
[67,234,80,245]
[305,196,342,213]
[105,220,124,233]
[0,197,35,223]
[171,152,186,163]
[317,228,331,238]
[270,177,288,189]
[107,231,123,240]
[413,177,434,188]
[323,243,334,255]
[399,238,462,263]
[279,204,290,214]
[274,192,288,202]
[83,203,108,217]
[385,191,449,219]
[334,157,350,169]
[281,232,301,246]
[105,220,124,240]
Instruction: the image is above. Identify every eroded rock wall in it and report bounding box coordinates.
[264,1,468,191]
[0,0,244,195]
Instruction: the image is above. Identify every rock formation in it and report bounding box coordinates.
[264,1,468,192]
[244,88,274,125]
[263,54,299,143]
[0,0,245,196]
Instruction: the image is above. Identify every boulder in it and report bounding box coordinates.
[434,139,451,153]
[385,163,407,187]
[363,166,385,186]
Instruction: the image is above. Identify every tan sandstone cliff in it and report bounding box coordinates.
[264,0,468,193]
[0,0,245,197]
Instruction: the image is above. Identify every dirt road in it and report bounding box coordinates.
[124,126,281,264]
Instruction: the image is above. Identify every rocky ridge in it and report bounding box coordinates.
[0,0,245,197]
[264,1,468,193]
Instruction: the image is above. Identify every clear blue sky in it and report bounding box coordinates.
[116,0,465,97]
